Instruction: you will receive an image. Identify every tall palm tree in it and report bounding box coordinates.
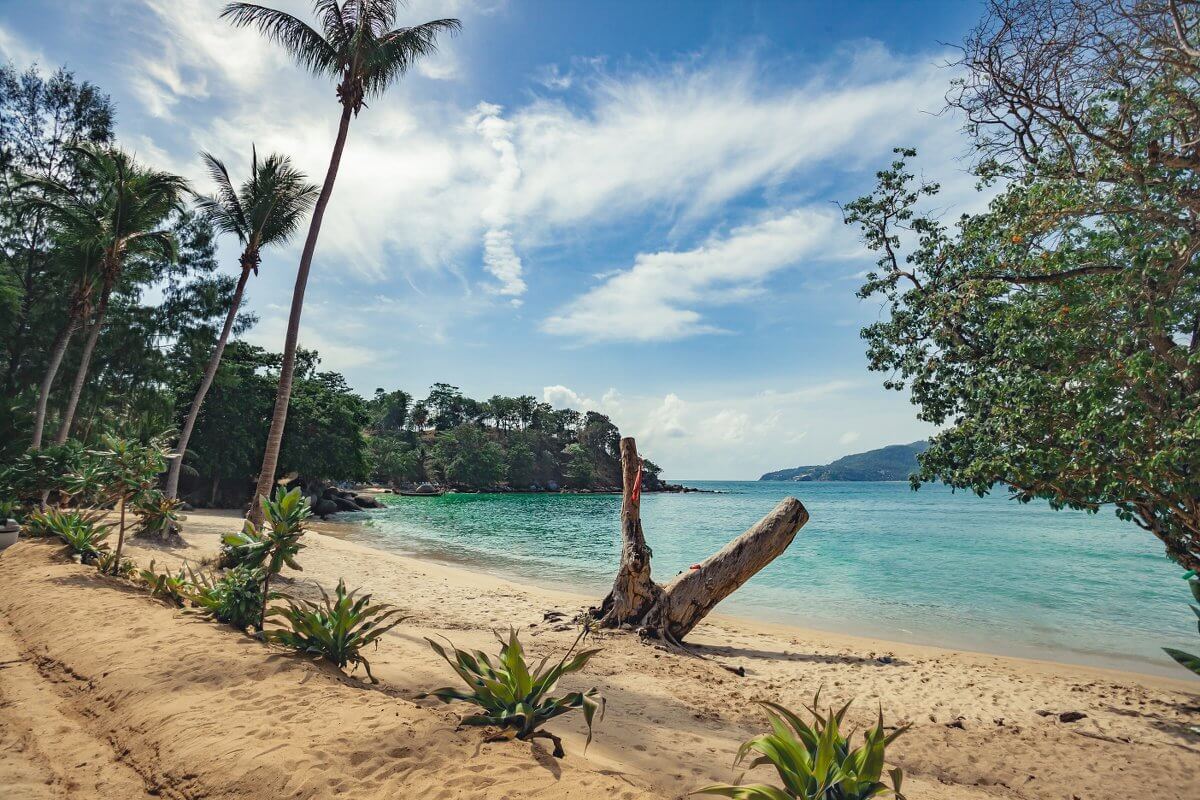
[52,146,188,445]
[222,0,460,524]
[164,149,319,499]
[17,144,186,449]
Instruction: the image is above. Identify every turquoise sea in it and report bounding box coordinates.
[342,481,1198,677]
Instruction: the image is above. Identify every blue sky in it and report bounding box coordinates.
[0,0,986,478]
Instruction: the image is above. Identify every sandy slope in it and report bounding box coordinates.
[1,509,1198,799]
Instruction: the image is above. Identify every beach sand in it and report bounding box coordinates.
[1,508,1198,799]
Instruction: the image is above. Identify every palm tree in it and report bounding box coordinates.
[221,0,460,524]
[53,147,188,445]
[17,144,187,449]
[164,149,319,499]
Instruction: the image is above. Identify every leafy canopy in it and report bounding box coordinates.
[844,0,1200,570]
[221,0,461,113]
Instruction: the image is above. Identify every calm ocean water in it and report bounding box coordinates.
[341,481,1197,677]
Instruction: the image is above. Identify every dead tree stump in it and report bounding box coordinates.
[595,437,809,642]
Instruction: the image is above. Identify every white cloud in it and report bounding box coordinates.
[529,379,931,479]
[542,208,842,342]
[542,384,594,410]
[839,430,861,446]
[473,102,526,299]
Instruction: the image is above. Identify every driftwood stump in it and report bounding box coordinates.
[595,437,809,643]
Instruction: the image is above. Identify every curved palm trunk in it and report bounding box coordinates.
[165,263,252,499]
[247,104,354,525]
[30,305,82,450]
[55,285,112,445]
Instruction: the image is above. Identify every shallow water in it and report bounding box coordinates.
[342,481,1197,677]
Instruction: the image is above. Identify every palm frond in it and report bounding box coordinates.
[361,19,461,99]
[221,3,341,78]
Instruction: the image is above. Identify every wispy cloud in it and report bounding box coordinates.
[542,208,843,342]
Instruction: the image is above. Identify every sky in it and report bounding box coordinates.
[0,0,988,479]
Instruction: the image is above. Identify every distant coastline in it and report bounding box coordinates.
[758,440,928,482]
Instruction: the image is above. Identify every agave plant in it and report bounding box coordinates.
[1164,570,1200,678]
[266,578,406,682]
[185,563,265,632]
[420,626,605,758]
[221,486,309,627]
[97,550,136,578]
[26,508,112,564]
[133,490,185,540]
[695,692,908,800]
[138,559,193,606]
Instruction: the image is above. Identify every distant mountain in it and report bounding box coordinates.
[758,441,929,482]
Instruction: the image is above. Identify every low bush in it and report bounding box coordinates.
[420,626,604,757]
[694,692,909,800]
[26,508,112,564]
[97,550,136,578]
[267,578,406,682]
[186,563,265,631]
[222,487,309,627]
[138,560,193,606]
[134,491,185,540]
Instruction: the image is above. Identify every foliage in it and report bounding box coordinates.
[2,441,84,501]
[28,508,111,564]
[844,0,1200,570]
[431,424,505,489]
[133,490,185,539]
[0,64,114,452]
[222,487,308,574]
[138,559,193,606]
[221,0,461,115]
[182,343,370,504]
[96,550,136,578]
[267,578,406,682]
[0,499,21,523]
[695,693,908,800]
[421,627,604,757]
[185,563,265,631]
[1163,572,1200,678]
[224,486,309,626]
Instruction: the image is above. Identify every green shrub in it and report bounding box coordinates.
[138,559,193,606]
[222,487,309,626]
[267,578,406,682]
[420,627,604,757]
[186,563,265,631]
[27,508,112,564]
[133,491,185,540]
[0,499,24,524]
[1163,570,1200,678]
[694,692,908,800]
[97,551,136,578]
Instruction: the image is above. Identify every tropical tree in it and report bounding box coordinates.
[845,0,1200,569]
[16,144,186,448]
[221,0,460,524]
[53,147,188,445]
[164,149,318,499]
[1,64,114,405]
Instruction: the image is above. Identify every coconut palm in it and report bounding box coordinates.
[164,149,319,499]
[221,0,460,524]
[17,144,187,449]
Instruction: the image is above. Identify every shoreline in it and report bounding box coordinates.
[322,515,1198,688]
[3,508,1198,799]
[328,505,1191,680]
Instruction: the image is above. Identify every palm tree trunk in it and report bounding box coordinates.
[247,104,354,526]
[165,263,252,499]
[30,305,81,450]
[54,286,112,445]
